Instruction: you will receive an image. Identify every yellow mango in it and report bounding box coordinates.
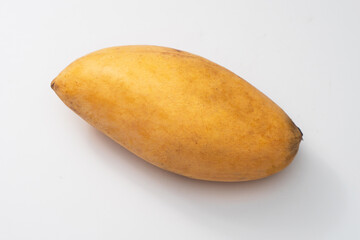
[51,45,302,182]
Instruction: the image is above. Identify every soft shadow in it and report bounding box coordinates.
[88,128,346,236]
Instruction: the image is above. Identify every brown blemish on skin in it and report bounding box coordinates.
[287,117,303,140]
[289,140,300,158]
[51,80,56,90]
[287,126,302,165]
[297,126,303,139]
[283,117,302,159]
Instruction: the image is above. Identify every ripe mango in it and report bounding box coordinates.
[51,45,302,182]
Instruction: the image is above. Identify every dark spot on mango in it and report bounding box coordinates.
[51,80,56,90]
[297,126,303,138]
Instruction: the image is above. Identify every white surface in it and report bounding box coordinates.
[1,0,359,239]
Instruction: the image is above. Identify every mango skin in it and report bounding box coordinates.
[51,45,302,182]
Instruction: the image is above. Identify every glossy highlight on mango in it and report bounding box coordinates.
[51,45,302,182]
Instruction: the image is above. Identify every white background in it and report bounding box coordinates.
[1,0,359,239]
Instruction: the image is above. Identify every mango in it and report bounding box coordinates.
[51,45,302,182]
